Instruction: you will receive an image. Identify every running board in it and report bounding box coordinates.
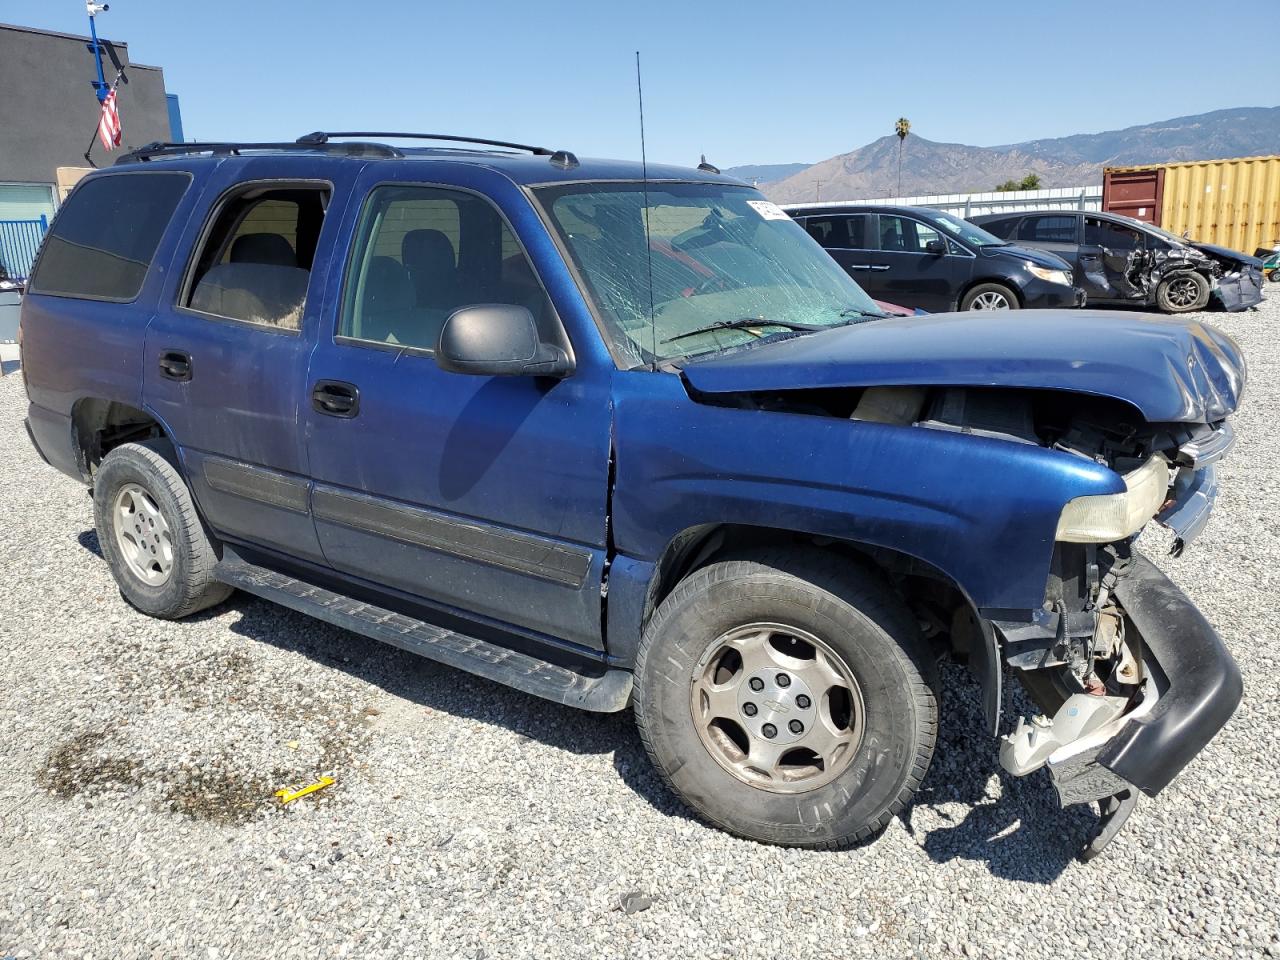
[214,556,633,712]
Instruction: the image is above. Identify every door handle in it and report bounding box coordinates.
[868,264,891,271]
[158,350,192,382]
[847,264,871,271]
[312,380,360,418]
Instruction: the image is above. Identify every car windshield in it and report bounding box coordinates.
[533,181,883,366]
[933,213,1007,247]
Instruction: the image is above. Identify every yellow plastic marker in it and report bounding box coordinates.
[274,776,335,805]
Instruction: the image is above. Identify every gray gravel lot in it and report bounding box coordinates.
[2,295,1279,959]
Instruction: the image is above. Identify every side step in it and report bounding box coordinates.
[214,556,633,712]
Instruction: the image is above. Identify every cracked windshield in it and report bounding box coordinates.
[534,182,884,366]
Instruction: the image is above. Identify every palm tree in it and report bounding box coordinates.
[895,118,910,197]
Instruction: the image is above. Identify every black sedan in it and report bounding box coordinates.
[782,204,1085,312]
[971,209,1265,313]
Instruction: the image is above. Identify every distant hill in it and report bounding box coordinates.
[760,105,1280,203]
[721,162,810,185]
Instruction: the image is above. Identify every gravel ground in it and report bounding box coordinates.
[2,295,1278,960]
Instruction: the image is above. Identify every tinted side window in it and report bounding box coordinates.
[878,215,939,253]
[1019,215,1078,243]
[28,173,190,301]
[805,215,867,249]
[339,185,554,352]
[1085,217,1143,252]
[977,217,1020,239]
[184,186,329,331]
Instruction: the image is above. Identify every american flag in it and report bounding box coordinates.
[97,88,122,152]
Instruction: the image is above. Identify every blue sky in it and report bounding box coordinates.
[3,0,1271,166]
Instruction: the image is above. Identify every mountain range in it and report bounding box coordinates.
[724,106,1280,203]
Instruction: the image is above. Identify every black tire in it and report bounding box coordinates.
[959,282,1018,311]
[633,548,938,849]
[93,440,232,619]
[1156,271,1210,313]
[1266,269,1279,284]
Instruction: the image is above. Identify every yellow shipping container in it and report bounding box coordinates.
[1106,155,1280,257]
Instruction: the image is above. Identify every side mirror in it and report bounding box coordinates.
[435,304,574,378]
[924,238,948,256]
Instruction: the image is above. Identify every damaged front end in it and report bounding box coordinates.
[1105,241,1265,313]
[993,415,1242,859]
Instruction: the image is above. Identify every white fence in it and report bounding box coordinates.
[785,185,1102,219]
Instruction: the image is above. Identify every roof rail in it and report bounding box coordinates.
[115,139,404,165]
[298,131,556,157]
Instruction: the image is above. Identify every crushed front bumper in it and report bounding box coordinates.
[1215,266,1264,311]
[1063,554,1241,798]
[1001,552,1242,857]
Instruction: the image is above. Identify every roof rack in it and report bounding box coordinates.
[115,139,404,165]
[297,131,556,157]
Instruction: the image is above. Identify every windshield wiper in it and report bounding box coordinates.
[840,307,892,321]
[662,317,825,345]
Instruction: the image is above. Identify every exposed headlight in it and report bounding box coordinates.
[1056,456,1171,543]
[1027,263,1073,285]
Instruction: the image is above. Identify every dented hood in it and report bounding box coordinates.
[1188,241,1264,269]
[681,310,1245,423]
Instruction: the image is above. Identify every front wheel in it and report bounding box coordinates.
[1156,271,1210,312]
[633,549,938,848]
[960,282,1018,311]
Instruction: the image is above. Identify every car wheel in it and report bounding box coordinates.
[93,440,232,619]
[1156,271,1210,312]
[1267,269,1279,284]
[960,283,1018,311]
[633,548,938,848]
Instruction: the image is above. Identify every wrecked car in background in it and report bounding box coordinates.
[973,210,1265,313]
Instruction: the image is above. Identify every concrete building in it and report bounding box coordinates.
[0,21,182,279]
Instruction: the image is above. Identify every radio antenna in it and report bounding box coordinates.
[636,51,658,370]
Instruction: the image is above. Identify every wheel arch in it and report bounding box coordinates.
[70,396,175,481]
[956,277,1024,310]
[629,521,1002,733]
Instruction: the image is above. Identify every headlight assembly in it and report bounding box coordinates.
[1027,263,1073,286]
[1056,456,1171,543]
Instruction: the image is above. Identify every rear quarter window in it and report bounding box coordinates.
[28,172,191,301]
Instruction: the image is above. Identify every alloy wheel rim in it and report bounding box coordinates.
[971,291,1010,310]
[112,482,174,587]
[689,622,865,794]
[1168,276,1199,307]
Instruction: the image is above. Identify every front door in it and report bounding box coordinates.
[144,158,357,564]
[303,177,612,649]
[869,214,972,311]
[1082,215,1146,301]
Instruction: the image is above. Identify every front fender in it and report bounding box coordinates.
[610,371,1122,615]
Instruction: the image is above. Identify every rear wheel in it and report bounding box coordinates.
[633,548,938,848]
[960,282,1017,311]
[93,441,232,619]
[1156,271,1210,312]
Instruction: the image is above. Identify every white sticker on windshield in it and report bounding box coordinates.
[746,200,791,221]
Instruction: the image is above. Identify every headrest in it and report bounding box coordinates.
[401,229,456,272]
[230,232,297,267]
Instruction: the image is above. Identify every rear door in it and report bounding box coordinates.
[868,214,972,311]
[1014,213,1085,288]
[800,214,875,280]
[144,158,358,565]
[302,171,612,650]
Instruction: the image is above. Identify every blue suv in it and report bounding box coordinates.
[20,133,1244,857]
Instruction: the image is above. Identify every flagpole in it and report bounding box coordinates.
[86,2,110,103]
